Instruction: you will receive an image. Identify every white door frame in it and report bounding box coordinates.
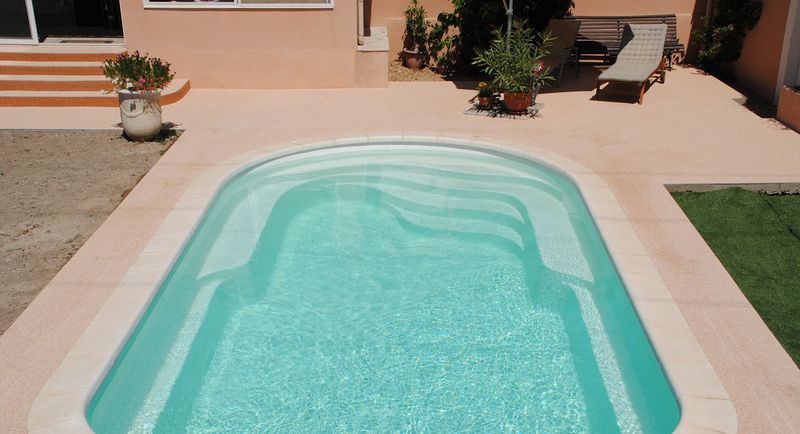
[0,0,39,45]
[775,0,800,102]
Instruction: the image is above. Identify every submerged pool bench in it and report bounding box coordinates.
[563,15,686,69]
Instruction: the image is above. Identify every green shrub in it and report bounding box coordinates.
[692,0,762,74]
[472,20,554,93]
[427,12,459,71]
[404,0,428,53]
[433,0,573,72]
[102,51,175,92]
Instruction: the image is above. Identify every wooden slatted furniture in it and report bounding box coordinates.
[596,24,668,105]
[562,15,685,69]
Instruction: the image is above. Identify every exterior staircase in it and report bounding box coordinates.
[0,45,190,107]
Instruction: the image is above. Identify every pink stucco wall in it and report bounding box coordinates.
[734,0,791,99]
[369,0,705,63]
[118,0,790,97]
[366,0,452,60]
[119,0,384,88]
[572,0,705,59]
[117,0,706,88]
[777,85,800,132]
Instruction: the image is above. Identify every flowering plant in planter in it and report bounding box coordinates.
[472,21,554,112]
[102,51,175,92]
[477,81,493,97]
[102,51,176,141]
[475,81,495,109]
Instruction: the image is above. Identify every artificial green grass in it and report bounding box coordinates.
[672,187,800,366]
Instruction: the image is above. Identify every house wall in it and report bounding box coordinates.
[117,0,791,96]
[572,0,705,59]
[370,0,706,63]
[733,0,791,99]
[366,0,452,60]
[118,0,383,89]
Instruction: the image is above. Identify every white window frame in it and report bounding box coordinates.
[143,0,334,10]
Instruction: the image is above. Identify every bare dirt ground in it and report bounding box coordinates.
[0,129,178,334]
[389,60,447,81]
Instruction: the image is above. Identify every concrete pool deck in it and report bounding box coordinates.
[0,66,799,433]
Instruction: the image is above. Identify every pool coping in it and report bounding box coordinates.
[28,135,736,434]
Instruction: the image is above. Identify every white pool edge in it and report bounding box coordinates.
[28,135,737,434]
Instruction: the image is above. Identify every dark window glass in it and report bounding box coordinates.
[0,0,33,39]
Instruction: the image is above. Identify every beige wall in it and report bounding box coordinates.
[734,0,791,99]
[369,0,706,62]
[119,0,384,88]
[117,0,706,88]
[572,0,706,59]
[118,0,791,96]
[369,0,792,100]
[574,0,793,100]
[366,0,452,60]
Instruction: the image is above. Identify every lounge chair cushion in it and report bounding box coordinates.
[598,24,667,83]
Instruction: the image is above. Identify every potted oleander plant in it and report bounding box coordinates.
[102,51,175,140]
[402,0,428,70]
[473,21,554,113]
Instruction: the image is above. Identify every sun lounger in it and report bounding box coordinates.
[564,15,685,69]
[596,24,667,104]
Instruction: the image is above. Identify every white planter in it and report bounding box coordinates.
[118,90,163,141]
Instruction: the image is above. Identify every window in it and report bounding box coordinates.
[145,0,333,9]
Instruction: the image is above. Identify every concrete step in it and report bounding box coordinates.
[0,78,191,107]
[0,60,104,76]
[0,75,113,91]
[0,45,125,62]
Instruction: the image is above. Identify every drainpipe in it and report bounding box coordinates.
[502,0,514,45]
[357,0,365,45]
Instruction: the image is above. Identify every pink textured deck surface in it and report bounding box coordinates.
[1,67,799,433]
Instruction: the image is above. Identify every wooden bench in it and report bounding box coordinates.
[562,15,685,69]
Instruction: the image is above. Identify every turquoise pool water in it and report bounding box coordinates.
[88,144,679,433]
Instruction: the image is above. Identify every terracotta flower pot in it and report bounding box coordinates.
[403,49,424,70]
[477,96,493,109]
[503,91,532,113]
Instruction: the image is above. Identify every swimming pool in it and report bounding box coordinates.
[85,144,679,433]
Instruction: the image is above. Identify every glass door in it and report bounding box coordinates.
[33,0,123,40]
[0,0,38,43]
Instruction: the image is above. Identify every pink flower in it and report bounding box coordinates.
[532,60,545,74]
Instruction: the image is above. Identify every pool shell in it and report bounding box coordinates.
[28,136,736,434]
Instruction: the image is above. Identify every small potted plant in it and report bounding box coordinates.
[402,0,428,70]
[476,81,493,109]
[102,51,175,140]
[472,21,554,113]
